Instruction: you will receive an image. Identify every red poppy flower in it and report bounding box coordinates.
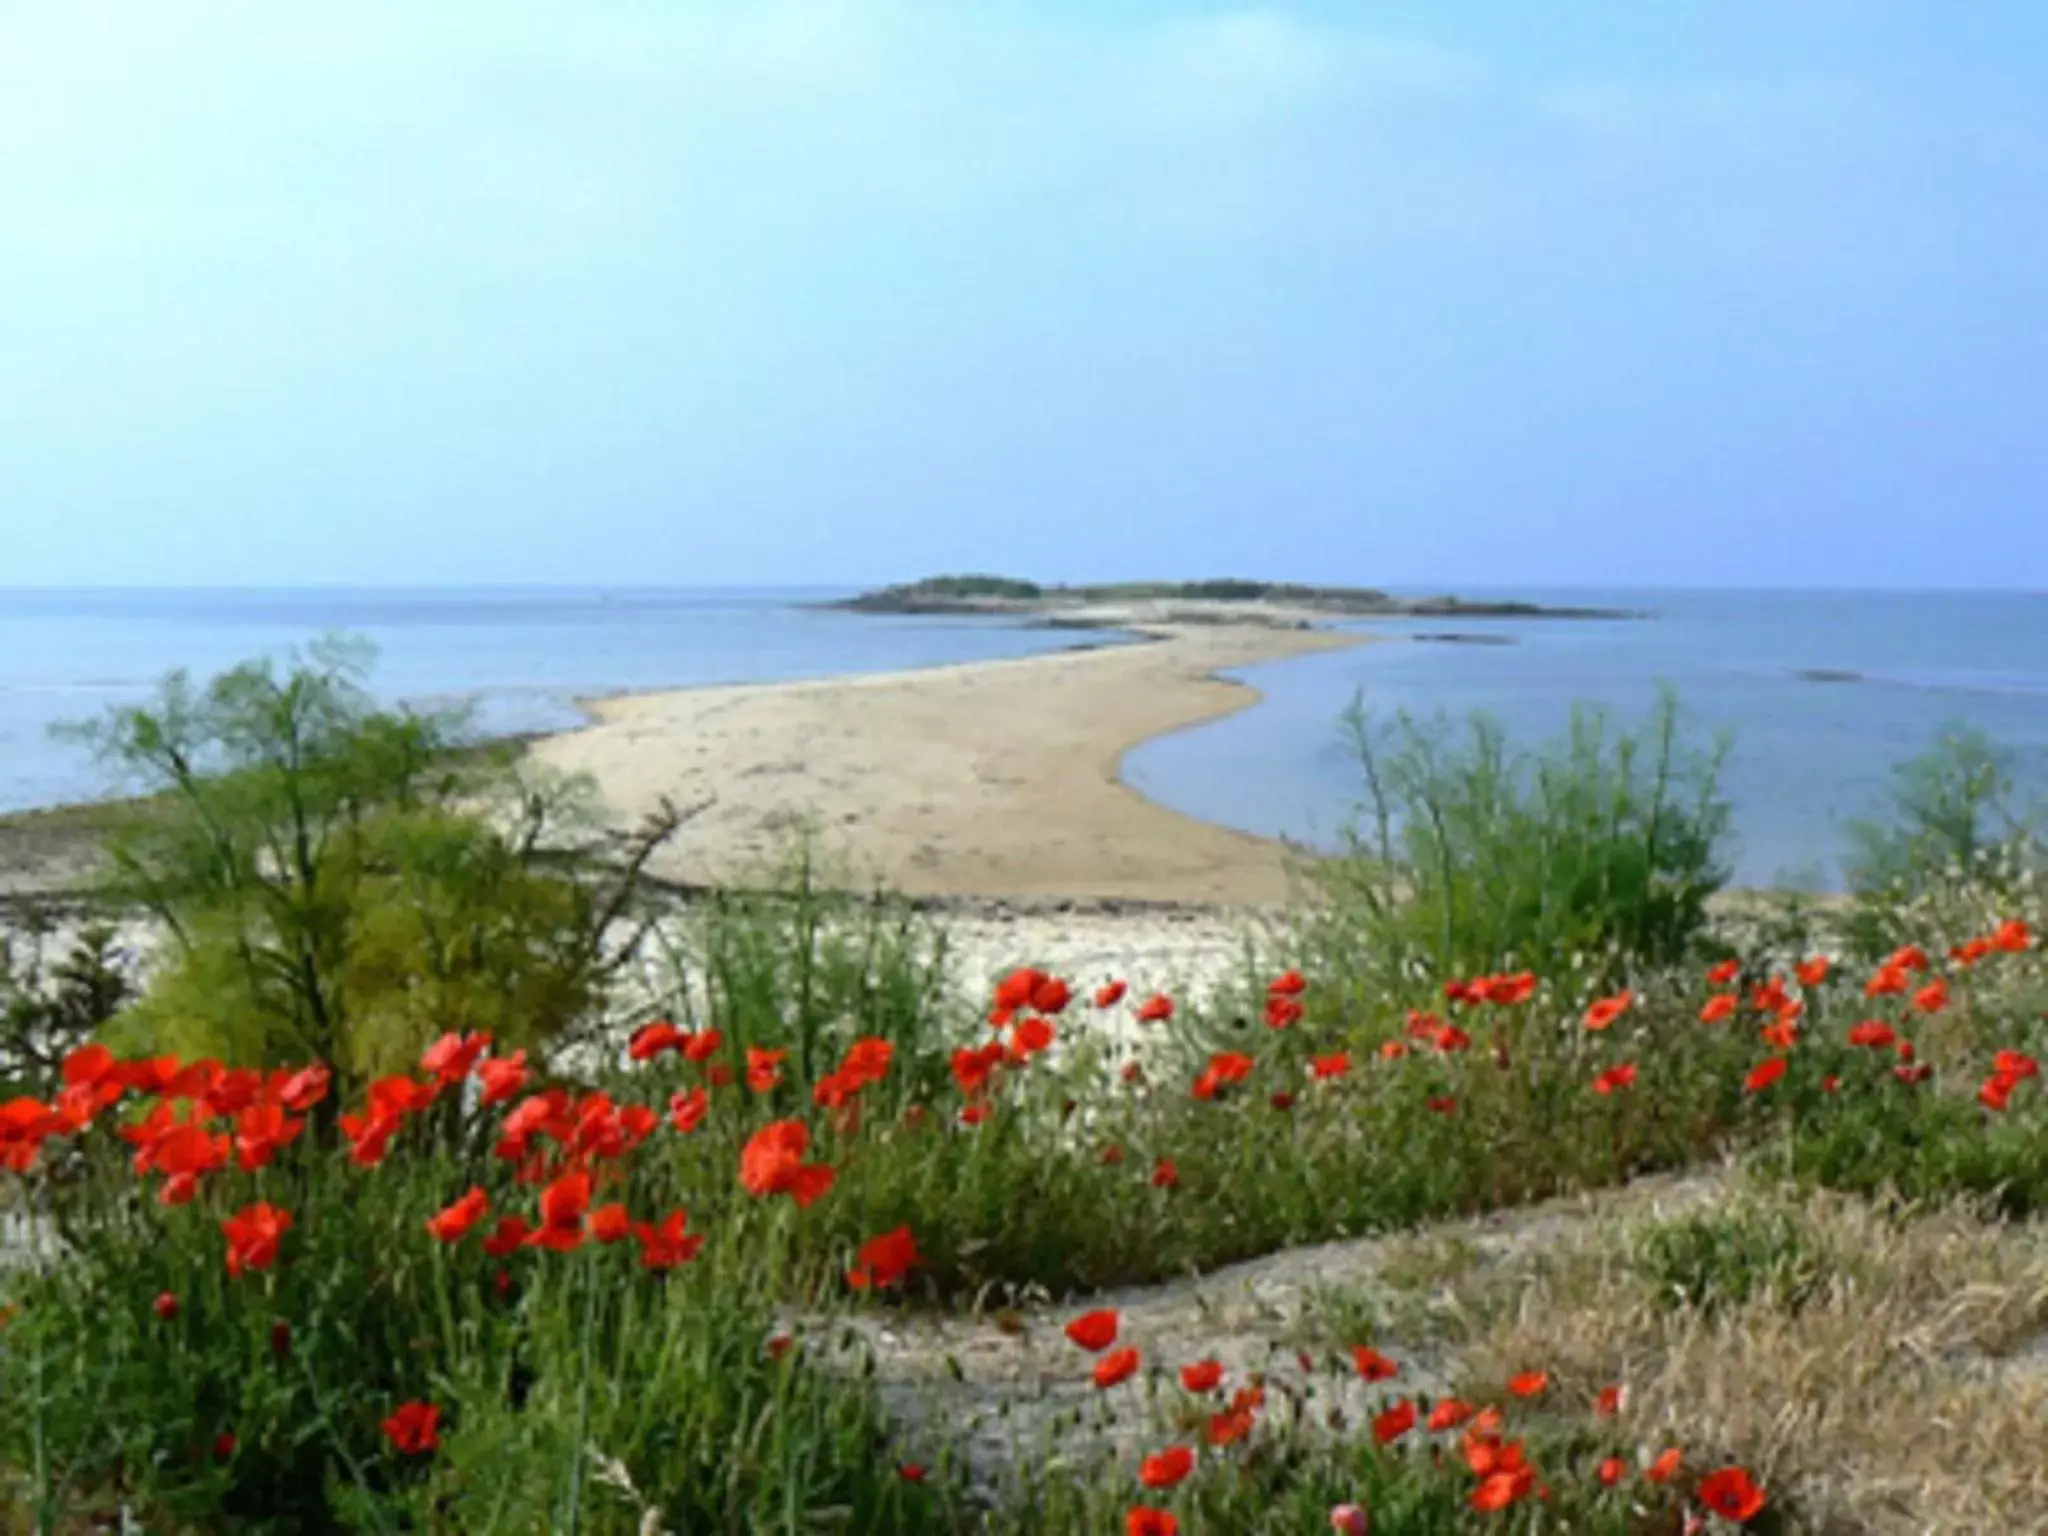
[1180,1359,1224,1393]
[1597,1456,1625,1486]
[589,1203,631,1244]
[1995,1049,2041,1080]
[1352,1345,1399,1382]
[1065,1309,1119,1352]
[1135,994,1174,1023]
[221,1202,292,1278]
[1011,1015,1056,1058]
[1795,957,1830,988]
[1697,1466,1766,1522]
[840,1037,895,1087]
[482,1215,532,1257]
[1980,1072,2020,1112]
[1427,1096,1457,1115]
[1093,1346,1141,1389]
[527,1170,591,1251]
[425,1186,490,1244]
[1206,1406,1255,1446]
[1372,1398,1416,1444]
[1127,1509,1179,1536]
[958,1104,992,1126]
[1470,1466,1536,1511]
[681,1029,723,1063]
[1427,1397,1473,1431]
[1699,994,1737,1024]
[1138,1446,1194,1489]
[1094,980,1128,1008]
[422,1030,492,1084]
[1593,1384,1625,1416]
[1707,959,1741,985]
[1583,991,1633,1032]
[1991,918,2031,953]
[993,968,1047,1014]
[381,1400,441,1455]
[738,1120,835,1206]
[628,1021,687,1061]
[631,1210,704,1272]
[950,1043,1004,1099]
[897,1463,926,1483]
[744,1047,787,1093]
[475,1051,529,1106]
[1030,975,1073,1015]
[1506,1370,1548,1398]
[847,1225,922,1290]
[1264,996,1304,1030]
[153,1291,179,1321]
[1646,1447,1682,1483]
[1592,1064,1637,1096]
[1150,1157,1179,1189]
[1743,1058,1787,1094]
[1270,969,1308,996]
[1895,1062,1933,1085]
[662,1087,707,1135]
[1312,1053,1352,1080]
[1379,1039,1409,1060]
[1912,979,1949,1014]
[1847,1020,1897,1049]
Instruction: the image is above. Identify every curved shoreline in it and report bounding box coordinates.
[528,622,1370,905]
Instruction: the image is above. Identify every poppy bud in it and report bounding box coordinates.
[153,1291,179,1322]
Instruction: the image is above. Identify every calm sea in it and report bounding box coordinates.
[1124,589,2048,888]
[0,587,1121,813]
[4,587,2045,889]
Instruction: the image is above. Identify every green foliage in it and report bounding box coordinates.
[1632,1200,1835,1316]
[64,642,672,1088]
[1846,726,2035,896]
[1300,689,1732,996]
[1843,727,2044,959]
[0,1113,934,1533]
[1,913,131,1101]
[640,841,964,1106]
[895,574,1044,599]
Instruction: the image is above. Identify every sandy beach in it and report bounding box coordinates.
[531,621,1366,907]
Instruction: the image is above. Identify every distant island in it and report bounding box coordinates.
[827,574,1643,624]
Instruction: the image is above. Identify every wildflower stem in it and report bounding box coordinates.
[295,1352,396,1536]
[563,1249,600,1536]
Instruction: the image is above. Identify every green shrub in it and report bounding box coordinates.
[62,642,675,1091]
[1,914,131,1102]
[1298,688,1731,997]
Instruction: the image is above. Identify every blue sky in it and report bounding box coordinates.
[2,1,2044,590]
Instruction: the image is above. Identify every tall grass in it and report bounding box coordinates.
[1300,688,1731,997]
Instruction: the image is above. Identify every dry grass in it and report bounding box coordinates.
[1384,1176,2048,1533]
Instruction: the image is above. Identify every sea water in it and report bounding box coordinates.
[1121,588,2048,888]
[0,587,1120,813]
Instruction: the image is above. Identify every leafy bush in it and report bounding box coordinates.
[1299,689,1731,998]
[61,643,677,1091]
[1,911,131,1102]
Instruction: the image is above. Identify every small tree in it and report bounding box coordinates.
[62,640,680,1089]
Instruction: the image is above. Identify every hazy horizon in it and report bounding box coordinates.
[5,2,2046,591]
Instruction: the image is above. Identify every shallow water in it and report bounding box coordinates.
[1121,589,2048,889]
